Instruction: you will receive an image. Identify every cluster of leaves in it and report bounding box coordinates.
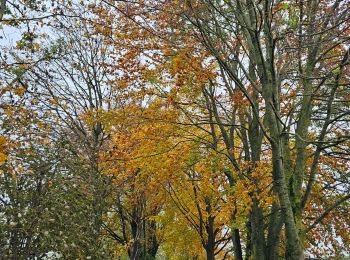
[1,0,350,259]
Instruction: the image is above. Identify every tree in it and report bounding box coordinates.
[93,0,350,258]
[1,3,118,257]
[1,0,349,258]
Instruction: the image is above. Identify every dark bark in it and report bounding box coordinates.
[232,228,243,260]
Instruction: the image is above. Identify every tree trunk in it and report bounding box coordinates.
[250,199,266,260]
[205,248,215,260]
[0,0,6,22]
[266,203,284,260]
[271,141,304,260]
[262,83,304,260]
[232,228,243,260]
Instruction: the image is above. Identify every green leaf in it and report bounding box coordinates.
[281,2,289,9]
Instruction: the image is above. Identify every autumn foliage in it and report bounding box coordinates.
[0,0,349,259]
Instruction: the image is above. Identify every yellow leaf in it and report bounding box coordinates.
[0,153,8,166]
[14,86,26,97]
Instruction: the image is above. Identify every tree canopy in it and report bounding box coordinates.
[0,0,349,259]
